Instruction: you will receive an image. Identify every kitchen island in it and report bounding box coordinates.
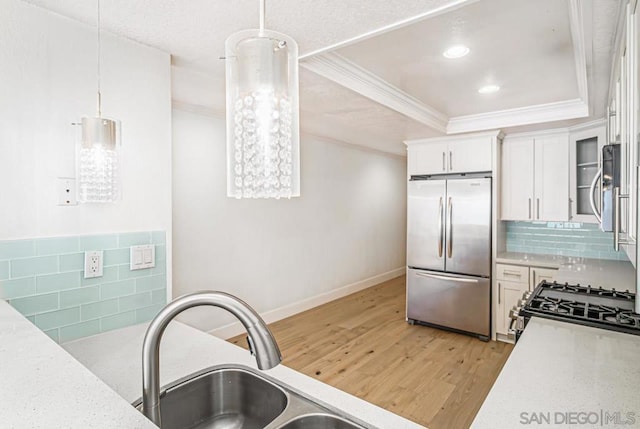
[471,317,640,428]
[0,298,423,428]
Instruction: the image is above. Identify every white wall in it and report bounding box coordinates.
[0,0,172,241]
[172,108,407,336]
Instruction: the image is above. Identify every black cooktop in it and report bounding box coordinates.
[522,281,640,335]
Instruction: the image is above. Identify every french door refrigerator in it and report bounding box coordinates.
[406,175,491,341]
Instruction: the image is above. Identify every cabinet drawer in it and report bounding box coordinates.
[496,264,529,282]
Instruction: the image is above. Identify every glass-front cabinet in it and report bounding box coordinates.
[569,125,606,223]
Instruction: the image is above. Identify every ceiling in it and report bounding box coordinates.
[22,0,623,155]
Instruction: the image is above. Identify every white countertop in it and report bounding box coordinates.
[62,321,424,429]
[0,300,156,429]
[471,317,640,429]
[0,295,423,429]
[497,252,636,292]
[496,251,572,269]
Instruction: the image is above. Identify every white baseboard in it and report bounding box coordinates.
[209,267,405,340]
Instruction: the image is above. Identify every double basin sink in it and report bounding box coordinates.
[133,364,368,429]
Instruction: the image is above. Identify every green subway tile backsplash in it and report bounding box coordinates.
[0,261,9,280]
[59,319,101,343]
[0,240,35,260]
[35,307,80,331]
[136,274,166,293]
[59,253,84,272]
[43,328,59,343]
[0,231,167,343]
[118,264,152,279]
[60,286,100,308]
[36,237,79,256]
[79,235,118,251]
[0,277,36,299]
[10,293,59,316]
[118,232,151,247]
[103,248,130,266]
[505,222,628,261]
[36,272,81,294]
[119,291,152,312]
[100,279,136,300]
[100,311,136,332]
[80,299,119,321]
[151,231,166,245]
[136,303,165,324]
[11,256,58,278]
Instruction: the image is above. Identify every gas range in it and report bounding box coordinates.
[509,281,640,342]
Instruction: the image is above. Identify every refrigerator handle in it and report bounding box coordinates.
[415,271,479,283]
[438,196,444,257]
[447,197,453,258]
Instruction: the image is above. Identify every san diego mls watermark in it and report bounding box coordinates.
[519,410,637,427]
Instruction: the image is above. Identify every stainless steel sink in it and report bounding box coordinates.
[278,414,363,429]
[133,365,368,429]
[135,367,287,429]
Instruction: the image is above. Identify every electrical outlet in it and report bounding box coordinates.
[84,251,104,279]
[57,177,77,206]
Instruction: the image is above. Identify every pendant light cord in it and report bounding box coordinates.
[259,0,265,36]
[96,0,102,117]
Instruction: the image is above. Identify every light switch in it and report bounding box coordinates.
[143,249,153,264]
[130,245,155,270]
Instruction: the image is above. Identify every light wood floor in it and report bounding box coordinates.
[228,276,513,429]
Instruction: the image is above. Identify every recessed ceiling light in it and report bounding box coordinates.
[443,45,470,59]
[478,84,500,94]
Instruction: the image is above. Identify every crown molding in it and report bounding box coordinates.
[446,99,589,134]
[404,129,503,146]
[301,52,448,132]
[567,117,606,132]
[568,0,589,107]
[503,117,606,139]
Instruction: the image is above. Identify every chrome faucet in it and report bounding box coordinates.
[141,291,282,427]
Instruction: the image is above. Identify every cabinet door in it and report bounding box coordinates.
[496,280,528,336]
[534,134,570,221]
[408,142,448,176]
[529,267,557,290]
[569,127,605,223]
[501,137,534,220]
[448,136,492,174]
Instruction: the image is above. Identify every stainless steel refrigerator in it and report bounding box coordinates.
[406,175,491,341]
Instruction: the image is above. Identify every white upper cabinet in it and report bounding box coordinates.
[501,132,569,221]
[568,125,606,223]
[501,137,534,221]
[534,134,570,221]
[447,137,492,174]
[407,142,448,176]
[406,132,496,176]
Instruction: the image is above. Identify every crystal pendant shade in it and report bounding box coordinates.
[78,117,120,203]
[225,29,300,199]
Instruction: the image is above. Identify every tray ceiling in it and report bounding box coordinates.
[21,0,622,155]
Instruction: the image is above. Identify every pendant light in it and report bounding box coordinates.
[225,0,300,199]
[78,0,120,203]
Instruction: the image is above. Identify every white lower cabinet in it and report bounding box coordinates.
[529,267,557,290]
[496,280,528,336]
[495,263,557,340]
